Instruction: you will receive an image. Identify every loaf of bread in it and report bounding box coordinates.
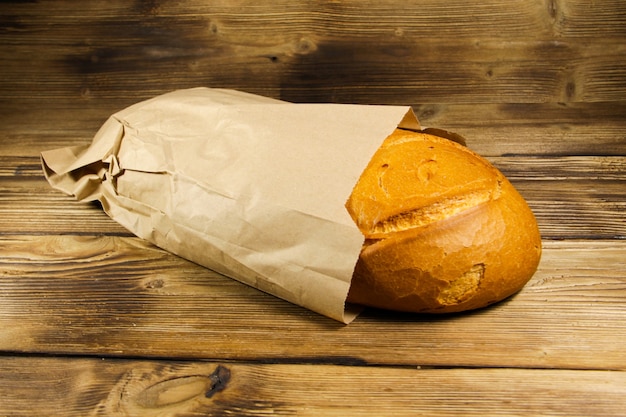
[346,129,542,313]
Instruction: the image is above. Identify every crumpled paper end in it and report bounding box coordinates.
[40,87,420,323]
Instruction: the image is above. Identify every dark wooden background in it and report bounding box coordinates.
[1,1,625,415]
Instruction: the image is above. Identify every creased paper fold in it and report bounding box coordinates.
[41,88,420,323]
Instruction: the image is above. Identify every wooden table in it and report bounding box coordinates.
[1,1,625,415]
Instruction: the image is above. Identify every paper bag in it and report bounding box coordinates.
[41,88,420,323]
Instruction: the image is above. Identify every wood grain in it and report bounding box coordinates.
[0,356,625,417]
[1,235,624,370]
[1,1,625,415]
[1,0,625,104]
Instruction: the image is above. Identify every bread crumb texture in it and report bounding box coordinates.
[437,263,484,305]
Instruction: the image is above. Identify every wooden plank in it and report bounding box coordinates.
[415,102,626,157]
[515,180,626,239]
[1,1,625,104]
[1,235,624,370]
[0,356,624,417]
[4,0,625,39]
[554,0,626,38]
[490,156,626,181]
[491,156,626,238]
[0,171,132,236]
[3,36,624,105]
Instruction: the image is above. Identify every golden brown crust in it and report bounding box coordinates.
[346,129,541,313]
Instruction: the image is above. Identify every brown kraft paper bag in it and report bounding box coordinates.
[41,87,420,323]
